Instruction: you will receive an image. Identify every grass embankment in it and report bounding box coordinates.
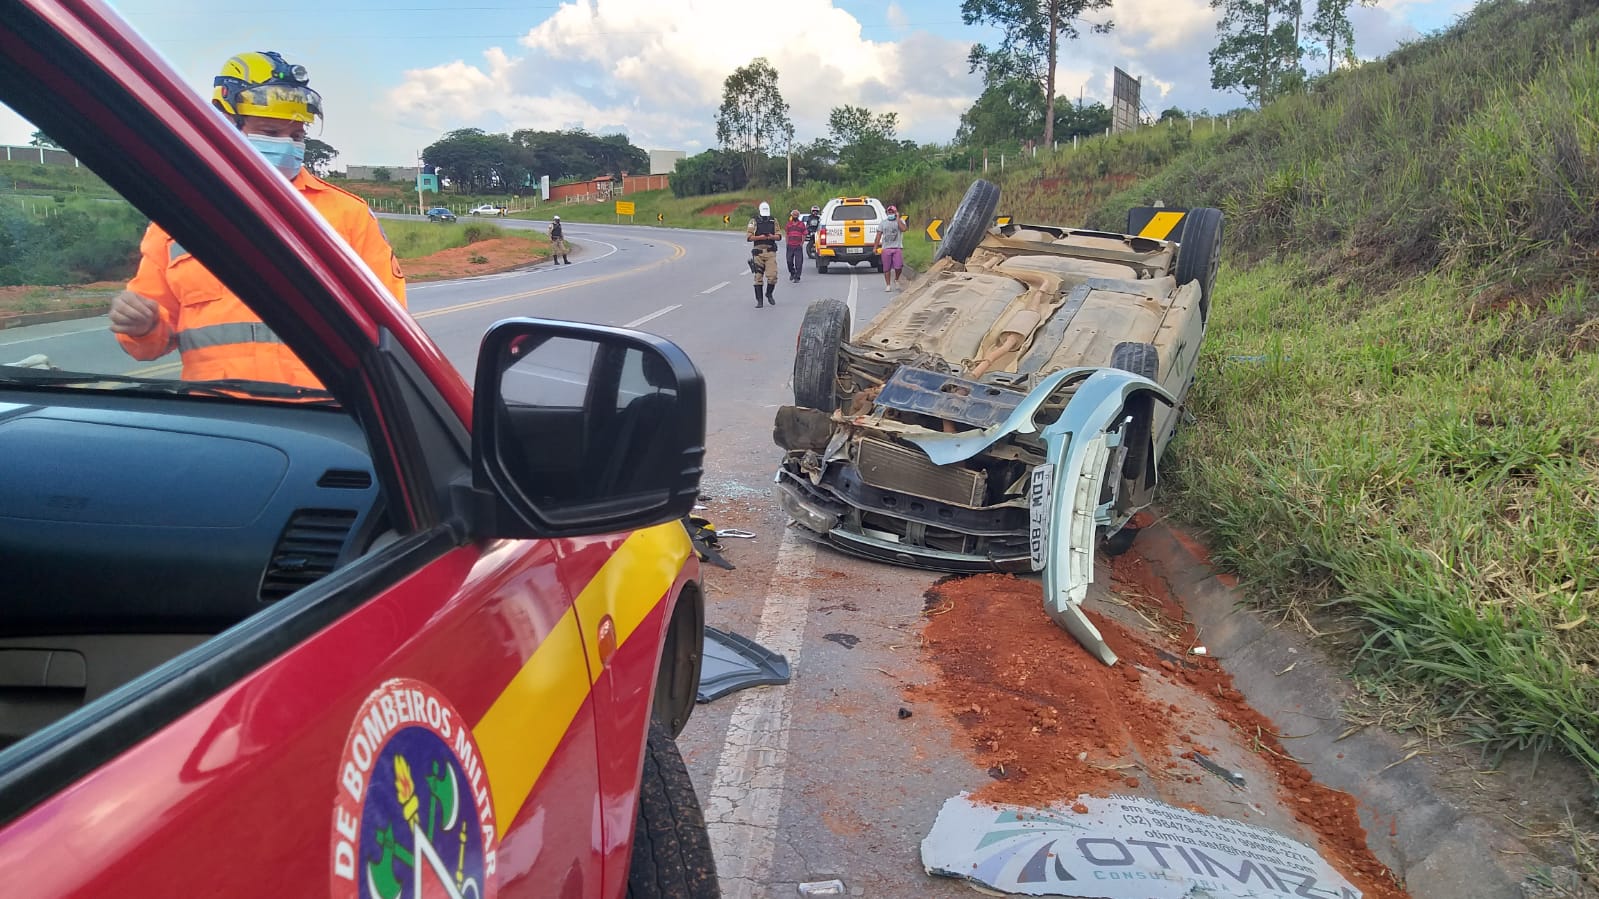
[1083,0,1599,777]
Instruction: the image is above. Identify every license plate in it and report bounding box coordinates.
[844,247,861,255]
[1028,464,1054,570]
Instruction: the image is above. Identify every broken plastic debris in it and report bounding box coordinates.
[1191,751,1247,789]
[1190,646,1208,656]
[797,880,846,895]
[697,626,790,702]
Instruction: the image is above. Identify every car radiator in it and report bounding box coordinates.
[856,438,985,506]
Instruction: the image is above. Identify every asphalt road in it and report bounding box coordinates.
[394,218,981,897]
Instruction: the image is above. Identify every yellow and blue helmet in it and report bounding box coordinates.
[212,51,322,124]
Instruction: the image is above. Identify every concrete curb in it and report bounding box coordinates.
[0,305,109,330]
[1134,519,1542,897]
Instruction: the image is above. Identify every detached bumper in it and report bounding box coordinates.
[774,474,1030,573]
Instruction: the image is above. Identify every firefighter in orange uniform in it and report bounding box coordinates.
[108,51,406,389]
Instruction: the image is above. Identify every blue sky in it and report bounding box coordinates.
[3,0,1476,168]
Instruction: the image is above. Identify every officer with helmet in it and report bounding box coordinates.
[745,201,779,308]
[108,51,406,389]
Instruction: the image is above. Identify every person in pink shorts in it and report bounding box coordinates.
[875,204,906,290]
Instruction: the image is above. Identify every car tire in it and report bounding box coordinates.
[625,719,720,899]
[1110,341,1159,483]
[935,178,999,264]
[1172,206,1224,319]
[793,298,851,412]
[816,258,828,274]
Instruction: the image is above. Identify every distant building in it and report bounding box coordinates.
[346,165,421,182]
[648,149,686,176]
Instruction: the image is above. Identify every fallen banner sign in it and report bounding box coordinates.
[922,793,1362,898]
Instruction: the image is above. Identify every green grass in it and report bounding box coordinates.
[380,220,526,259]
[1164,260,1599,774]
[976,0,1599,782]
[0,160,118,199]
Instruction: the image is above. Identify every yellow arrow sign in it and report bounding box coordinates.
[1137,211,1186,240]
[995,215,1011,227]
[657,213,664,222]
[615,200,636,216]
[925,218,944,241]
[722,215,731,225]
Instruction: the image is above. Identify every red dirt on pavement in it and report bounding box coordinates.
[912,569,1406,899]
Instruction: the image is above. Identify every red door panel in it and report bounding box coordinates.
[0,537,604,898]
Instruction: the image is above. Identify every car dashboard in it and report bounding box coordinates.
[0,388,389,747]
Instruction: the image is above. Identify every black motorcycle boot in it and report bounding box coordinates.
[765,282,776,305]
[754,284,764,308]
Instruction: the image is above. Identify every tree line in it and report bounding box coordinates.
[418,128,649,195]
[672,0,1373,197]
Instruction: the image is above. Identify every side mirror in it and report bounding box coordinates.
[470,319,706,538]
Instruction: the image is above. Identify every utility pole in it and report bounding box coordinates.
[415,149,424,216]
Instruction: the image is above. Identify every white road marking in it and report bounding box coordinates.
[560,234,621,267]
[707,530,816,898]
[0,321,109,347]
[624,304,682,328]
[701,281,729,295]
[846,273,859,334]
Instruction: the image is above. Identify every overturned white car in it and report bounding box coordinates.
[774,179,1223,664]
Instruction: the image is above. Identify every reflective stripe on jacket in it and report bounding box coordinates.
[116,170,408,388]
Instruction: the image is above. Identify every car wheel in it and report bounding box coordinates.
[935,178,999,264]
[1110,341,1159,482]
[1172,206,1224,319]
[815,258,827,274]
[793,298,851,412]
[625,719,720,899]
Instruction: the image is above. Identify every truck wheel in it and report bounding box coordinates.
[793,298,851,412]
[935,179,1000,264]
[1172,206,1224,319]
[1110,341,1159,482]
[625,719,720,899]
[816,257,828,274]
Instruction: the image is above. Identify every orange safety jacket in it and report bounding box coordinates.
[116,169,408,389]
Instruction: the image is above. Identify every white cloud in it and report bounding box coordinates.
[389,0,980,149]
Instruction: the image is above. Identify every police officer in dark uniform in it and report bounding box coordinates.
[746,201,779,308]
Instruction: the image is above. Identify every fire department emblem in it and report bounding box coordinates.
[331,679,499,899]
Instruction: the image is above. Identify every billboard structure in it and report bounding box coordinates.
[1112,67,1141,134]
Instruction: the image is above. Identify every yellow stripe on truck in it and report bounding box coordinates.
[573,523,693,681]
[470,522,693,827]
[1138,211,1186,241]
[472,605,592,828]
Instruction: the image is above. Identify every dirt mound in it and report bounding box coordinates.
[698,201,746,216]
[400,237,545,282]
[911,568,1406,899]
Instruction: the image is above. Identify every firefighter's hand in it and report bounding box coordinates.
[109,291,160,337]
